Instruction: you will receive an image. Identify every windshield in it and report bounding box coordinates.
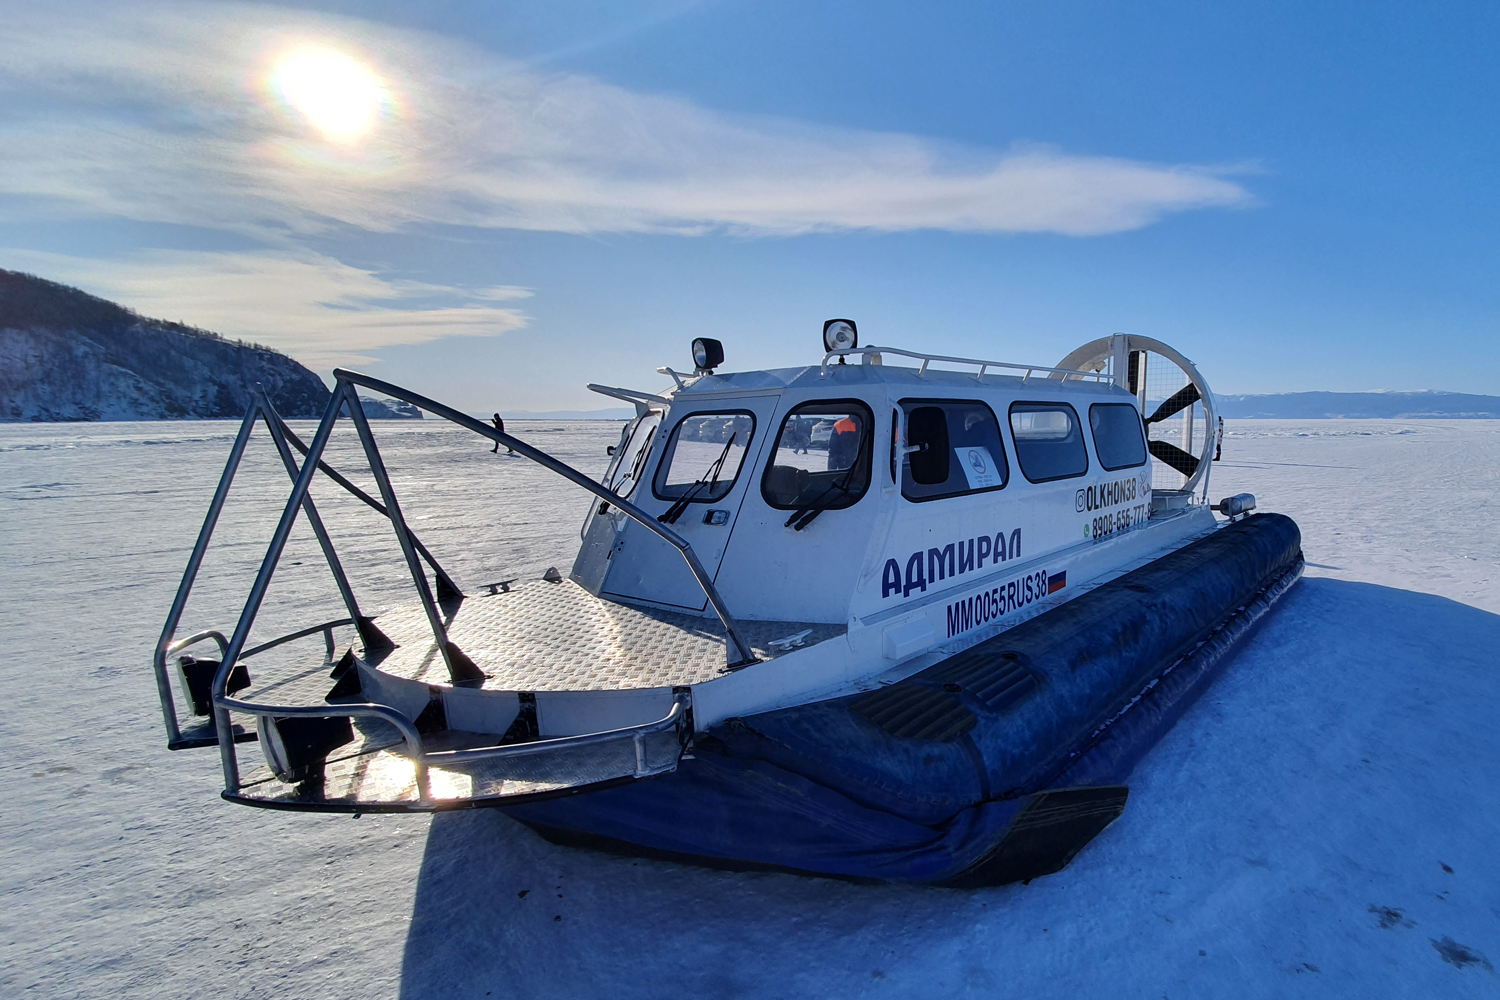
[653,411,755,502]
[606,411,661,499]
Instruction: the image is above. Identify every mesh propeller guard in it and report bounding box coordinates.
[1148,438,1201,477]
[1146,382,1201,424]
[1055,335,1216,495]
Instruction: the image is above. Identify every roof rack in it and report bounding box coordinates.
[820,344,1115,384]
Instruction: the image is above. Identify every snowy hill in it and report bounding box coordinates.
[359,396,423,419]
[1217,390,1500,419]
[0,269,330,421]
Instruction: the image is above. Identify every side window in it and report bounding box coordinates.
[653,411,754,502]
[1009,402,1088,482]
[762,400,873,510]
[1089,403,1147,471]
[606,411,662,499]
[896,399,1008,502]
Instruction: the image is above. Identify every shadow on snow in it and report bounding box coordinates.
[398,579,1500,1000]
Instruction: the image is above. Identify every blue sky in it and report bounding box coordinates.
[2,1,1497,410]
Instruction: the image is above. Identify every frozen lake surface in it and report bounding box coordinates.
[2,417,1498,998]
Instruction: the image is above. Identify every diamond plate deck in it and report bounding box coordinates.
[367,579,845,691]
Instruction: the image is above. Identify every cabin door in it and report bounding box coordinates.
[587,396,779,612]
[572,409,663,592]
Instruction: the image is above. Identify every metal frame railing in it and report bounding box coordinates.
[154,373,749,801]
[151,389,449,750]
[326,369,754,666]
[226,698,430,799]
[422,691,688,774]
[820,344,1116,383]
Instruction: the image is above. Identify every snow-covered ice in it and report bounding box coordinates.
[1,417,1497,998]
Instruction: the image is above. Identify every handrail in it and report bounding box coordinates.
[331,368,757,669]
[169,620,355,664]
[222,689,686,804]
[241,618,354,660]
[820,344,1115,383]
[655,367,693,390]
[156,631,232,738]
[587,383,670,417]
[159,622,351,722]
[166,629,229,659]
[425,693,686,769]
[220,696,430,805]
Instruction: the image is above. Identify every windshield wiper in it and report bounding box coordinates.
[783,462,859,532]
[658,433,736,525]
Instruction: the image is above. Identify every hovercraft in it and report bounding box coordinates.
[152,325,1302,886]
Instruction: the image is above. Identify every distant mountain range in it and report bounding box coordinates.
[498,408,636,421]
[1215,390,1500,419]
[0,269,333,421]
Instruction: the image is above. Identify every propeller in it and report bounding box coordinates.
[1054,338,1214,488]
[1144,382,1204,477]
[1148,439,1200,477]
[1145,382,1200,425]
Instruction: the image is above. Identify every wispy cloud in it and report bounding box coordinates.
[0,248,530,369]
[0,2,1253,240]
[0,3,1254,364]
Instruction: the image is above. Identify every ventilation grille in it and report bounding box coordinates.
[934,652,1038,712]
[853,685,976,742]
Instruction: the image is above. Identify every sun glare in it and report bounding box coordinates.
[275,49,385,140]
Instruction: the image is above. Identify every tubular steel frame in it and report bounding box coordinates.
[154,373,750,801]
[819,345,1117,383]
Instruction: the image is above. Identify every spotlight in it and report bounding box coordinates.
[823,319,858,353]
[692,337,724,374]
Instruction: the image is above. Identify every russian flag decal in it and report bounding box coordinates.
[1047,571,1067,594]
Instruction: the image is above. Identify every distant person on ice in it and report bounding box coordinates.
[789,418,811,454]
[491,413,513,454]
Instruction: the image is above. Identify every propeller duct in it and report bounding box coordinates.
[1054,334,1217,498]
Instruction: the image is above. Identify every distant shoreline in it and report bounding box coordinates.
[9,383,1500,425]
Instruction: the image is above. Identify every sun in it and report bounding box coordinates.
[274,49,385,140]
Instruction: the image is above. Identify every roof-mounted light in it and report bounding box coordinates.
[823,318,858,353]
[691,337,724,374]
